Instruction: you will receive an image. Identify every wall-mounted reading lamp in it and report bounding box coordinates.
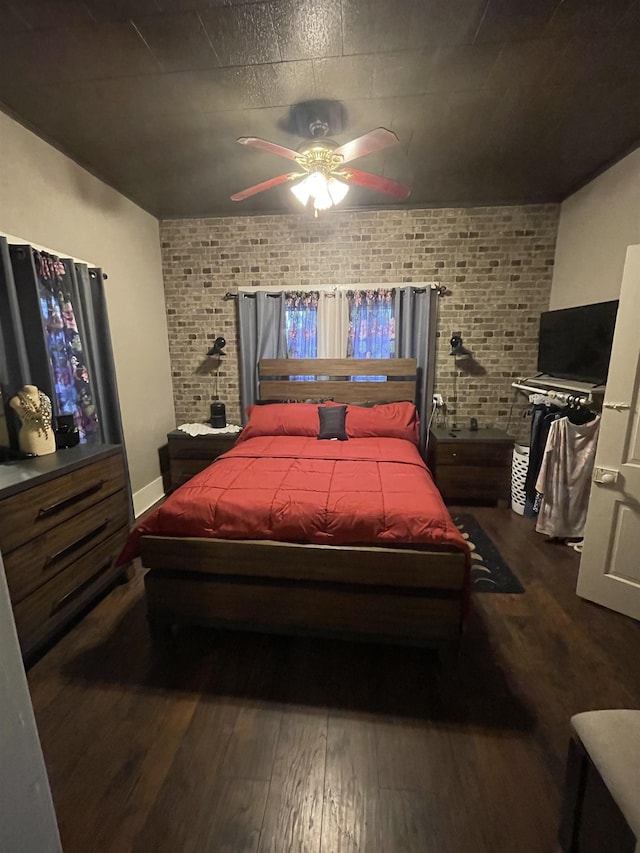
[449,334,471,358]
[448,333,471,432]
[207,336,226,357]
[206,336,227,426]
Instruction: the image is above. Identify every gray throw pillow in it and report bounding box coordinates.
[318,405,347,440]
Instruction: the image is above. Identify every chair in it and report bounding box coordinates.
[558,710,640,853]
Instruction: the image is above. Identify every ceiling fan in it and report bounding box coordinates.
[230,126,411,215]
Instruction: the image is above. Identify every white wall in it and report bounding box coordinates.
[550,146,640,309]
[0,557,62,853]
[0,110,175,513]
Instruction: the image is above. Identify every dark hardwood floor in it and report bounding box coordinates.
[27,507,640,853]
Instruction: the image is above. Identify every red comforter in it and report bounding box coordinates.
[122,436,468,559]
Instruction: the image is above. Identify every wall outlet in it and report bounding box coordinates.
[433,393,444,407]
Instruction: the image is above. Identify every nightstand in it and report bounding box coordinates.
[427,426,514,505]
[167,429,240,490]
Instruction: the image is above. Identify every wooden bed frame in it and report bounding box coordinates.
[141,359,467,650]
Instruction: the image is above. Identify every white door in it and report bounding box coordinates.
[577,244,640,620]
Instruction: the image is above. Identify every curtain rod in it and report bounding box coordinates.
[224,284,447,301]
[13,243,109,279]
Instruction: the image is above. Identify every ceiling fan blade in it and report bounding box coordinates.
[237,137,300,161]
[338,167,411,201]
[333,128,399,164]
[231,172,301,202]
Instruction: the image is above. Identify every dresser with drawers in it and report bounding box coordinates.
[0,445,131,659]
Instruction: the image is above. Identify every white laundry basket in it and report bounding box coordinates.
[511,444,530,516]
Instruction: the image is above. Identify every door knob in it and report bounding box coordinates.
[593,467,618,485]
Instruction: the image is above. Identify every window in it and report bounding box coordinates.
[283,288,397,381]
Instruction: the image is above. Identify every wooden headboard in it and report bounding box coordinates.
[258,358,417,403]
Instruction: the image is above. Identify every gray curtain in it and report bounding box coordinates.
[0,239,30,387]
[6,243,54,400]
[0,238,33,448]
[238,291,287,418]
[394,286,438,451]
[73,264,132,519]
[71,264,125,447]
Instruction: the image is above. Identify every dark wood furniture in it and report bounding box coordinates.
[427,426,514,504]
[167,429,240,490]
[258,357,417,402]
[0,444,130,659]
[140,359,468,652]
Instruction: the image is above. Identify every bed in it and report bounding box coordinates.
[128,359,470,651]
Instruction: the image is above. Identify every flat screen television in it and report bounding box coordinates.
[537,300,619,385]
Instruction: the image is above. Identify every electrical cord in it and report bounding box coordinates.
[505,387,531,436]
[505,390,517,435]
[427,400,438,434]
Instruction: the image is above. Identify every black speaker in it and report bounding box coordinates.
[54,414,80,449]
[209,402,226,428]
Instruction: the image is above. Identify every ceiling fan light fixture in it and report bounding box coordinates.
[290,171,349,211]
[233,127,409,208]
[327,177,349,205]
[290,174,312,206]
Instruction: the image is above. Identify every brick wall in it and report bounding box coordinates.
[160,204,558,440]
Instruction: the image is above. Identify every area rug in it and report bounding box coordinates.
[452,514,525,594]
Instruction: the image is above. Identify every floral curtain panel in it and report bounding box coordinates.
[285,291,318,380]
[285,291,319,358]
[347,288,396,358]
[347,288,395,380]
[35,251,100,443]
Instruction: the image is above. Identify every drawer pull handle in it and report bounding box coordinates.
[50,557,115,617]
[37,480,105,519]
[43,521,109,569]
